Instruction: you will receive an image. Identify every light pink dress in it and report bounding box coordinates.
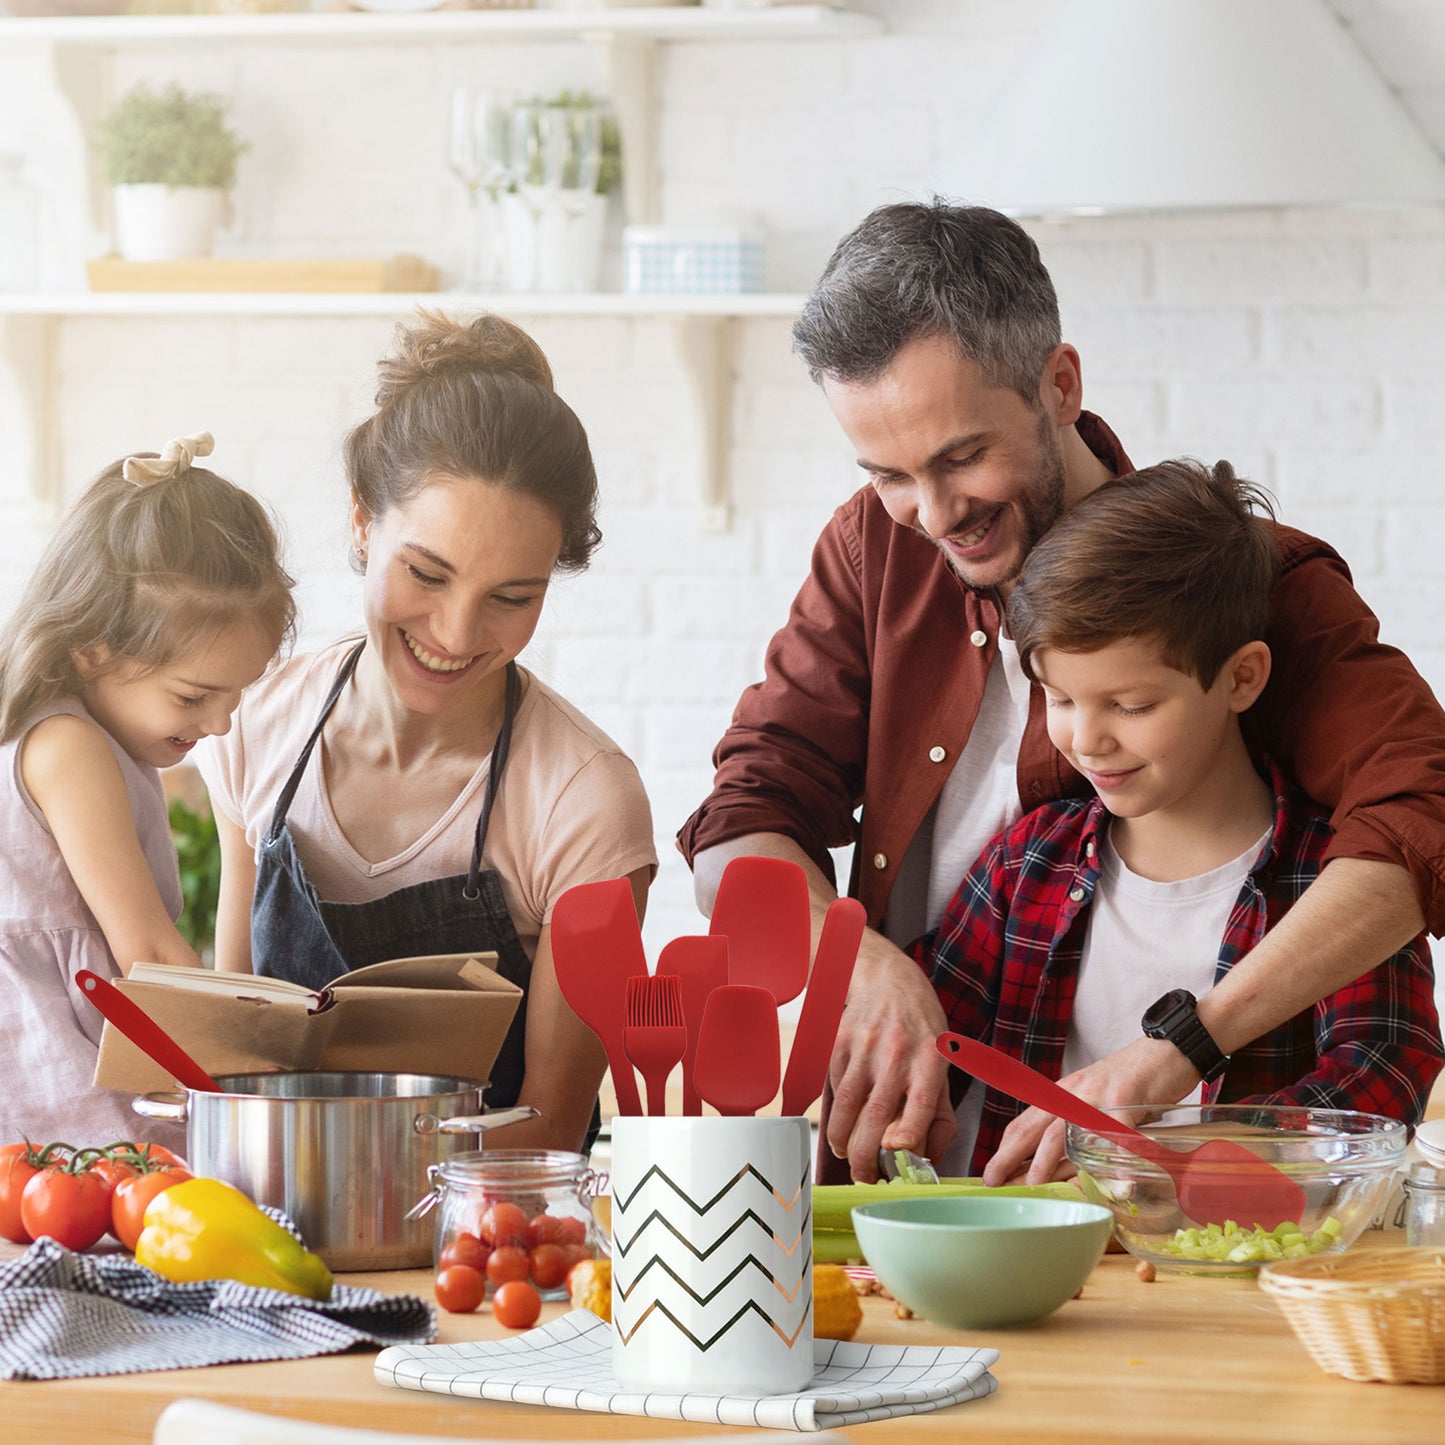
[0,698,187,1150]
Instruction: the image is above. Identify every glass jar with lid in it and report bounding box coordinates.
[0,154,40,292]
[411,1148,607,1301]
[1403,1160,1445,1248]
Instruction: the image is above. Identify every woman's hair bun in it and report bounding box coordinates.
[374,310,554,406]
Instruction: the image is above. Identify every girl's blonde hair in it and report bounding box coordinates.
[344,310,600,573]
[0,451,296,742]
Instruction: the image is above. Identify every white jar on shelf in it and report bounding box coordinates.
[0,154,41,292]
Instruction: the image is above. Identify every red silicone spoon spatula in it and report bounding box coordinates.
[709,856,811,1006]
[936,1032,1306,1227]
[693,985,781,1117]
[551,878,648,1117]
[657,934,729,1116]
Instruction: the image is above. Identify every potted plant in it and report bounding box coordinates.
[98,82,247,263]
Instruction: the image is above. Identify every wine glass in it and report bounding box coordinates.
[509,101,604,291]
[447,86,516,291]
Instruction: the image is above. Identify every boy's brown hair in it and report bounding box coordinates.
[1007,458,1280,689]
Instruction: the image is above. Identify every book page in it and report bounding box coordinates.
[125,961,318,1003]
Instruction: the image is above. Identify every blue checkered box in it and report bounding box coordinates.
[623,225,765,295]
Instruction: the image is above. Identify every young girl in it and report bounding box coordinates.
[0,433,295,1147]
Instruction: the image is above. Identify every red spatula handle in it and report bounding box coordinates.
[936,1032,1176,1166]
[78,970,221,1093]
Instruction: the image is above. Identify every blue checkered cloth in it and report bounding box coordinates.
[0,1238,435,1381]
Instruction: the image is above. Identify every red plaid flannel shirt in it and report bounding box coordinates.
[914,760,1443,1175]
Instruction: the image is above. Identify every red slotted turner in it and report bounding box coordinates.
[937,1033,1306,1227]
[551,878,648,1117]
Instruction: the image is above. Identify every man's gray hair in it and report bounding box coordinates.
[792,199,1062,401]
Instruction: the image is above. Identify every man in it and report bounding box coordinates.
[677,200,1445,1184]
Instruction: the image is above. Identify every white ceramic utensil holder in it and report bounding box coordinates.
[610,1115,813,1396]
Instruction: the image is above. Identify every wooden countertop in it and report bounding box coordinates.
[3,1231,1439,1445]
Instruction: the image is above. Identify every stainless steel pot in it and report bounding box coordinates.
[133,1071,537,1270]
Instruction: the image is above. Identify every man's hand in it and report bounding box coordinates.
[981,1036,1198,1185]
[827,931,957,1181]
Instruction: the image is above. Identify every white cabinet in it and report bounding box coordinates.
[0,4,884,524]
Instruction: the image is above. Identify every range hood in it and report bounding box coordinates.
[941,0,1445,216]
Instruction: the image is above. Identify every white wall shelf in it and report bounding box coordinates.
[0,290,806,318]
[0,6,883,47]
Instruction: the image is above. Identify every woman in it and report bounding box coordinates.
[200,312,656,1152]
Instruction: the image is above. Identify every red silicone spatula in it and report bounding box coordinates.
[936,1032,1306,1227]
[551,878,648,1117]
[709,856,811,1006]
[657,934,729,1116]
[78,969,221,1093]
[780,896,865,1118]
[693,984,781,1117]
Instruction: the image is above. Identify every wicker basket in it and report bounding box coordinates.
[1258,1248,1445,1383]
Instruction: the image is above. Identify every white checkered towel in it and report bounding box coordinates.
[376,1310,1000,1431]
[0,1238,435,1381]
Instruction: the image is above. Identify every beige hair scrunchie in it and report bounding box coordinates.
[122,432,215,487]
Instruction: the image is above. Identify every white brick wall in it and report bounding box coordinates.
[3,1,1445,982]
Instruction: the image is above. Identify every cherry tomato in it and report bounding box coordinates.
[529,1243,571,1291]
[480,1200,529,1248]
[528,1211,569,1249]
[553,1214,589,1248]
[492,1279,542,1330]
[434,1264,486,1314]
[438,1230,489,1275]
[0,1145,40,1244]
[21,1165,112,1251]
[111,1166,192,1252]
[486,1244,531,1287]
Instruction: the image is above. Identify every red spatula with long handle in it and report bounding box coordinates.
[936,1033,1306,1227]
[693,985,781,1117]
[709,856,811,1006]
[780,896,865,1118]
[551,878,647,1117]
[657,934,728,1116]
[78,969,221,1093]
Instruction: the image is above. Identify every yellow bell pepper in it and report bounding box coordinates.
[134,1177,333,1302]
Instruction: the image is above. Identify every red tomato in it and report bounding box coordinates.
[438,1230,489,1275]
[0,1145,39,1244]
[485,1244,531,1287]
[553,1214,589,1247]
[480,1200,529,1248]
[435,1264,486,1314]
[528,1243,571,1291]
[528,1211,569,1249]
[126,1142,189,1172]
[21,1166,112,1251]
[491,1279,542,1330]
[111,1167,191,1252]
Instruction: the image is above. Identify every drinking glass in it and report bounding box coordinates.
[508,101,604,291]
[447,86,516,291]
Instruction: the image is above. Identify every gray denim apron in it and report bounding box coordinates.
[249,641,537,1111]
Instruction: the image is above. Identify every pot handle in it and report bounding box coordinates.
[413,1104,540,1136]
[132,1090,189,1123]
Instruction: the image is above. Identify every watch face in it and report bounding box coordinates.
[1144,988,1193,1031]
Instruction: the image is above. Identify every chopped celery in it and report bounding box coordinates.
[1156,1216,1343,1263]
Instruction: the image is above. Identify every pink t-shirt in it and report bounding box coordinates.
[198,639,657,965]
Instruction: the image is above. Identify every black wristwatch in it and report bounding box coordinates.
[1141,988,1229,1083]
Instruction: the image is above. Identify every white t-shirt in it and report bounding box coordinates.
[884,638,1031,948]
[199,639,658,967]
[1062,824,1268,1103]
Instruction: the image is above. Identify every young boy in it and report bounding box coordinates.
[918,459,1443,1177]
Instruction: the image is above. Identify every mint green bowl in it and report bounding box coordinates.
[850,1196,1113,1329]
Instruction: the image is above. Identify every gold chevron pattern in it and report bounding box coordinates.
[612,1156,813,1358]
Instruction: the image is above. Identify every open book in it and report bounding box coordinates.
[94,952,523,1095]
[125,953,509,1009]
